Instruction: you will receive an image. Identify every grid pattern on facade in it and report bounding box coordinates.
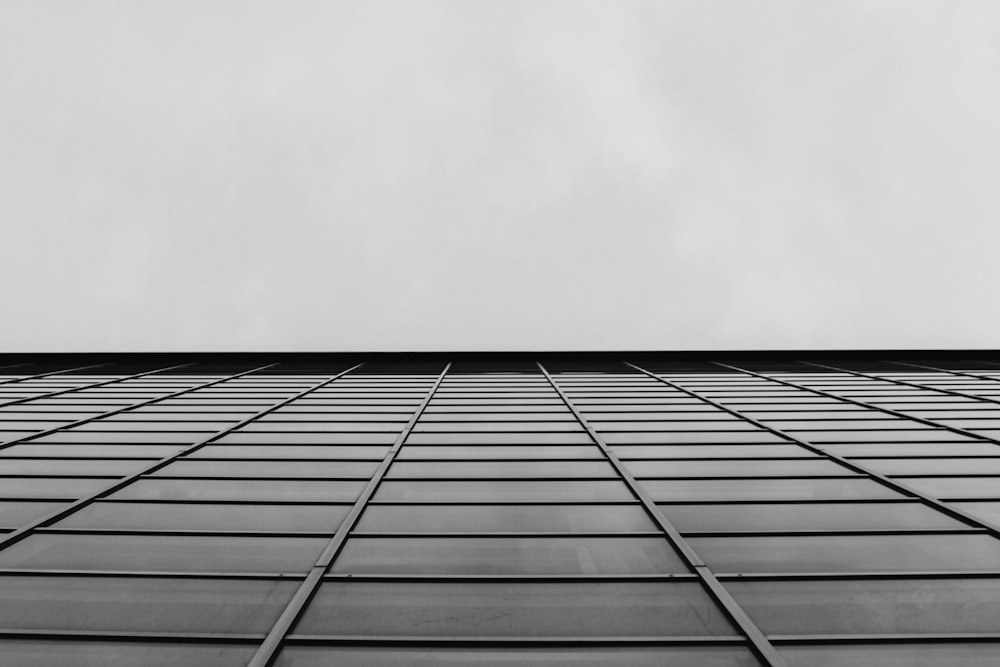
[0,354,999,666]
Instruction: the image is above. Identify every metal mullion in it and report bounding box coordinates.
[806,360,1000,407]
[0,362,366,553]
[0,362,213,450]
[627,361,1000,541]
[248,362,452,667]
[719,361,1000,447]
[0,363,109,393]
[537,362,787,667]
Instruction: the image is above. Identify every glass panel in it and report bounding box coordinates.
[152,460,379,478]
[332,537,686,574]
[297,581,734,636]
[689,534,1000,573]
[639,478,900,502]
[0,575,296,632]
[396,445,603,459]
[357,504,656,533]
[275,646,760,667]
[111,479,365,502]
[0,533,327,573]
[780,643,1000,667]
[612,445,815,459]
[386,461,614,478]
[0,501,65,528]
[0,459,149,476]
[0,477,112,499]
[661,502,963,532]
[900,476,1000,499]
[604,432,785,444]
[374,480,633,502]
[0,640,256,667]
[823,442,1000,456]
[32,432,207,443]
[216,432,401,445]
[0,444,183,458]
[728,578,1000,634]
[406,433,594,444]
[863,458,1000,475]
[624,459,846,478]
[61,502,350,532]
[189,445,389,459]
[952,501,1000,524]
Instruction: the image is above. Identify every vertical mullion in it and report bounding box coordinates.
[247,361,451,667]
[537,362,787,667]
[0,360,344,552]
[724,360,1000,448]
[0,363,195,411]
[0,362,200,450]
[625,361,1000,539]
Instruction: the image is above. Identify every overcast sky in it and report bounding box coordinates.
[1,1,998,352]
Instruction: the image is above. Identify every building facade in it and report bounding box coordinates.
[0,352,998,666]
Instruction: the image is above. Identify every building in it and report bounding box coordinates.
[0,351,998,666]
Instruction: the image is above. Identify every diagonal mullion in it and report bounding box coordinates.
[0,363,196,412]
[537,362,787,667]
[885,360,1000,388]
[247,362,452,667]
[625,361,1000,539]
[761,360,1000,448]
[0,363,111,394]
[0,363,202,450]
[0,361,368,552]
[805,359,1000,408]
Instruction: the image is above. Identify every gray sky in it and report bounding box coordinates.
[2,1,998,352]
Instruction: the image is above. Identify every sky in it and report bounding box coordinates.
[1,1,999,352]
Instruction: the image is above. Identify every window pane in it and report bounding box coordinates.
[0,459,149,476]
[111,479,365,502]
[0,534,327,573]
[374,480,632,502]
[386,461,614,479]
[0,640,256,667]
[61,502,350,532]
[332,537,686,574]
[689,534,1000,573]
[660,502,964,532]
[611,445,814,459]
[0,575,296,633]
[639,478,900,502]
[863,458,1000,475]
[780,643,1000,667]
[297,581,734,636]
[275,646,760,667]
[0,477,111,499]
[189,445,389,459]
[727,578,1000,634]
[900,476,1000,498]
[152,460,379,479]
[406,433,594,444]
[624,459,846,478]
[397,446,603,460]
[357,504,656,533]
[0,444,183,458]
[0,501,65,528]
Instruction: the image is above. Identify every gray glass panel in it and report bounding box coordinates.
[0,640,256,667]
[0,459,150,476]
[780,644,1000,667]
[604,432,786,444]
[396,445,603,460]
[864,458,1000,475]
[689,534,1000,573]
[640,478,900,502]
[357,504,656,533]
[32,432,207,443]
[0,534,327,573]
[900,476,1000,498]
[625,459,846,478]
[61,502,350,532]
[0,444,183,458]
[0,477,111,499]
[111,479,366,502]
[374,480,633,502]
[153,460,379,479]
[661,502,963,532]
[386,461,614,478]
[0,575,296,632]
[612,444,815,459]
[824,442,1000,456]
[406,433,594,444]
[798,430,968,442]
[297,581,734,636]
[216,432,401,445]
[0,501,65,528]
[413,422,584,432]
[275,646,759,667]
[952,501,1000,524]
[189,445,389,460]
[728,578,1000,634]
[332,537,686,574]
